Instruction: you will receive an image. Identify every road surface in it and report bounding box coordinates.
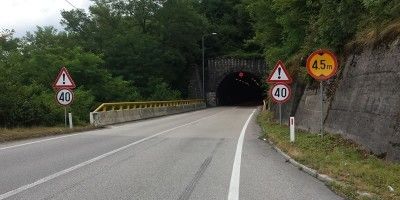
[0,107,342,200]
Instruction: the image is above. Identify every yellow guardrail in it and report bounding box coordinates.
[93,99,205,112]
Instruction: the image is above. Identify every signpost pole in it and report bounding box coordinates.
[279,104,282,125]
[320,81,323,137]
[64,107,67,128]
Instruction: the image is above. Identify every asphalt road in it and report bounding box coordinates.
[0,107,342,200]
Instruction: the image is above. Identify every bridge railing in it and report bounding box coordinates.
[93,99,205,112]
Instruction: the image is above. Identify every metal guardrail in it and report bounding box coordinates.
[93,99,205,112]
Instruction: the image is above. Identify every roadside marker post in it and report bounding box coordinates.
[290,117,295,143]
[68,113,73,129]
[306,49,338,137]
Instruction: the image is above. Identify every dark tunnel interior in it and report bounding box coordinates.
[216,71,264,106]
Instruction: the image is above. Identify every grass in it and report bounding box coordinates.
[257,111,400,200]
[0,125,100,143]
[346,20,400,54]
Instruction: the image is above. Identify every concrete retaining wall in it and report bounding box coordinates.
[90,103,206,126]
[270,39,400,161]
[324,41,400,160]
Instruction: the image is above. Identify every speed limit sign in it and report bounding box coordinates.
[270,83,291,103]
[56,89,74,106]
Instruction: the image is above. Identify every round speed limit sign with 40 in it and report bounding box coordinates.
[56,89,74,106]
[270,83,291,104]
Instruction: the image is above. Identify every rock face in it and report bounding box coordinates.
[325,40,400,160]
[291,39,400,161]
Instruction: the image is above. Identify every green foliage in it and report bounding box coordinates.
[195,0,260,57]
[145,78,181,101]
[0,27,139,127]
[61,0,209,94]
[361,0,400,27]
[70,89,96,125]
[3,0,398,127]
[246,0,400,72]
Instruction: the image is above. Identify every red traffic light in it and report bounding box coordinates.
[238,72,244,78]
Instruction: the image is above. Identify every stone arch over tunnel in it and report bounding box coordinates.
[216,71,263,106]
[205,58,267,106]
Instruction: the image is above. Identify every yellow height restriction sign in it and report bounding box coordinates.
[306,49,338,80]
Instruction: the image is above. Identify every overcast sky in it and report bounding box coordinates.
[0,0,92,37]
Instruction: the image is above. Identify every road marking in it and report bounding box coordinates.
[228,109,256,200]
[0,110,224,200]
[0,133,81,151]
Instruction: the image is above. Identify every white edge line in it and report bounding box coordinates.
[0,133,81,151]
[0,110,223,200]
[227,109,256,200]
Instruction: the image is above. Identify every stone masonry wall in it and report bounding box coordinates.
[324,40,400,160]
[206,58,266,106]
[274,39,400,161]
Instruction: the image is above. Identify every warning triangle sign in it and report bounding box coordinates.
[266,60,292,84]
[53,67,76,89]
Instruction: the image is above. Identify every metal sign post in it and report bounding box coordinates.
[64,107,67,128]
[306,49,338,137]
[320,81,323,137]
[279,104,282,125]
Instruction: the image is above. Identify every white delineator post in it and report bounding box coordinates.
[90,112,94,125]
[68,113,73,129]
[290,116,295,143]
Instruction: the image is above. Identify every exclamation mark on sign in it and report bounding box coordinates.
[278,67,281,79]
[62,73,66,85]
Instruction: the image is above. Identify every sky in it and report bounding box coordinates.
[0,0,92,37]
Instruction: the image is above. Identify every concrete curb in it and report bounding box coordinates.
[265,139,335,185]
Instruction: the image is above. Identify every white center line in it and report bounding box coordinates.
[0,110,224,200]
[228,109,256,200]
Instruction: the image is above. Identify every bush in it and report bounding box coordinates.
[146,78,181,101]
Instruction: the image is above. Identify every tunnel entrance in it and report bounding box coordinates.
[216,71,263,106]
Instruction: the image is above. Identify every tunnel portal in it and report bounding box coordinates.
[216,71,263,106]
